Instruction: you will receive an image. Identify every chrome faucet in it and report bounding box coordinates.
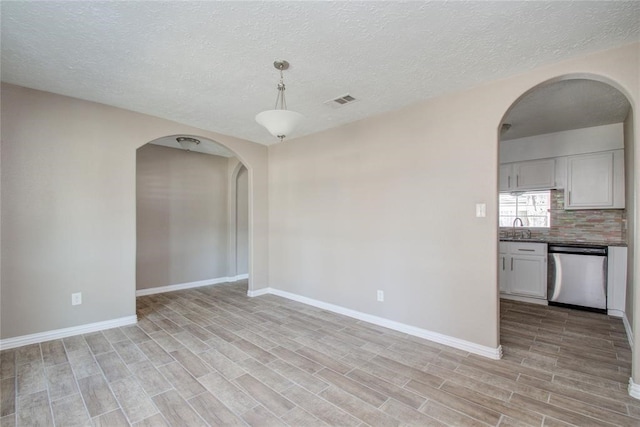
[512,217,525,239]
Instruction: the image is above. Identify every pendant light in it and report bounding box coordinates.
[255,60,303,141]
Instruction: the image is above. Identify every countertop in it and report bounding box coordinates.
[499,238,627,247]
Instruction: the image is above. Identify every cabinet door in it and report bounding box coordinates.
[513,159,555,190]
[499,255,509,293]
[607,246,627,312]
[612,149,625,209]
[499,164,512,192]
[510,255,547,298]
[566,152,613,208]
[498,242,509,293]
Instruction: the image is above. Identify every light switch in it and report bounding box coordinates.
[475,203,486,218]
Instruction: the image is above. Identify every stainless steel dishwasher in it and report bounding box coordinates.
[547,244,608,313]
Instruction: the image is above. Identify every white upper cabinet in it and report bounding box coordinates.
[499,124,624,199]
[513,159,556,190]
[499,159,555,192]
[566,150,624,209]
[499,164,513,192]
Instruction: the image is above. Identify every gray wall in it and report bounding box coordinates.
[625,110,636,331]
[268,44,639,353]
[1,44,638,383]
[1,86,137,337]
[236,166,249,275]
[136,144,230,290]
[1,83,269,340]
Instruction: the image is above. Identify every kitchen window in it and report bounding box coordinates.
[499,191,550,228]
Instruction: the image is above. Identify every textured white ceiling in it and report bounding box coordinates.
[2,1,639,145]
[502,79,632,140]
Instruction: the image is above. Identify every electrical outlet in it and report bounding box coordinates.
[71,292,82,306]
[377,290,384,302]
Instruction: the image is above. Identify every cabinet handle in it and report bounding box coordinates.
[568,190,571,205]
[516,175,519,187]
[508,176,511,188]
[502,257,505,270]
[510,258,514,271]
[517,249,535,252]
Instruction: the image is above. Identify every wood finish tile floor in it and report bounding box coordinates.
[1,283,639,426]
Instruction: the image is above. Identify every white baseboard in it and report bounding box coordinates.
[629,378,640,400]
[136,275,247,297]
[247,288,270,297]
[500,294,548,306]
[266,288,502,360]
[608,309,624,318]
[0,315,137,351]
[623,313,634,349]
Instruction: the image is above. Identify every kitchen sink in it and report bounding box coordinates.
[500,229,532,240]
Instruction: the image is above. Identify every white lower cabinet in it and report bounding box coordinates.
[607,246,627,315]
[499,242,547,299]
[499,244,509,293]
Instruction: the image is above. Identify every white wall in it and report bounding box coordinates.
[0,83,269,340]
[269,44,639,357]
[136,144,230,290]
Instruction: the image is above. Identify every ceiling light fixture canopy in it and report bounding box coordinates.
[176,136,201,151]
[255,60,303,142]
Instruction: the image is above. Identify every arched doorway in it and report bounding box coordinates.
[227,161,249,282]
[497,75,637,395]
[235,165,249,279]
[135,135,250,295]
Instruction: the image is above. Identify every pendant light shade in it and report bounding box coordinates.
[255,60,303,141]
[255,109,304,140]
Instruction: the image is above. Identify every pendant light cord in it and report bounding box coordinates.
[274,67,287,110]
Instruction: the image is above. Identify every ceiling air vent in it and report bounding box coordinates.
[324,93,358,109]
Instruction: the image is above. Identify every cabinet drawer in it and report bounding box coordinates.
[510,242,546,255]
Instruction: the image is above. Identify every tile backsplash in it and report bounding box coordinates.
[500,189,626,245]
